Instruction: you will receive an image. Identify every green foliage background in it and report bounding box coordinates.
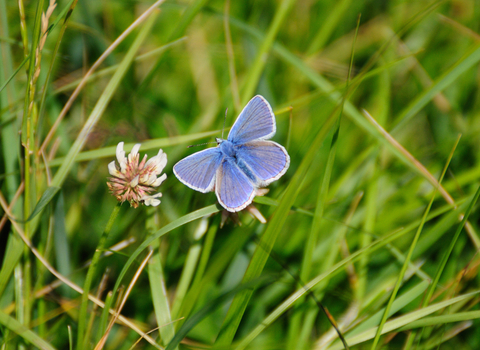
[1,0,480,349]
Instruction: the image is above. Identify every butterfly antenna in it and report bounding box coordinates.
[187,141,217,148]
[222,108,228,139]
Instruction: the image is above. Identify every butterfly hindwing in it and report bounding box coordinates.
[216,158,255,212]
[235,140,290,187]
[228,95,276,144]
[173,148,224,193]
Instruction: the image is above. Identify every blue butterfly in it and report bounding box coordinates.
[173,95,290,212]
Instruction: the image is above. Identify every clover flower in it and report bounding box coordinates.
[107,142,167,208]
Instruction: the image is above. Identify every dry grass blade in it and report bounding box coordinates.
[94,249,156,350]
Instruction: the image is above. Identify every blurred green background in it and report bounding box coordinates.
[1,0,480,349]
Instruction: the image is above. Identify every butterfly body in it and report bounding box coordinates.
[174,95,290,212]
[217,139,236,159]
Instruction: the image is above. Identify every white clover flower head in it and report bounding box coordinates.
[107,142,167,208]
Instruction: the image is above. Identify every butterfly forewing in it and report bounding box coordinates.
[228,95,276,144]
[216,159,255,212]
[235,140,290,186]
[173,148,224,193]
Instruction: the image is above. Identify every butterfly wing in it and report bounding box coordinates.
[235,140,290,187]
[215,158,255,212]
[228,95,276,144]
[173,148,224,193]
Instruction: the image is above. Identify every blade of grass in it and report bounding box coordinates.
[147,208,175,348]
[94,249,154,350]
[240,0,295,104]
[397,310,480,331]
[344,280,430,339]
[405,183,480,348]
[47,130,220,167]
[327,290,480,350]
[77,204,121,350]
[148,246,175,348]
[0,55,29,93]
[52,37,186,95]
[0,0,21,203]
[0,309,57,350]
[306,0,353,55]
[174,216,247,329]
[223,0,240,113]
[369,134,460,349]
[37,0,79,143]
[363,110,480,248]
[53,192,72,297]
[170,217,208,322]
[19,0,47,337]
[166,275,276,350]
[109,205,219,316]
[391,42,480,133]
[136,0,210,94]
[95,291,113,343]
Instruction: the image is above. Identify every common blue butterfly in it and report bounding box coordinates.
[173,95,290,212]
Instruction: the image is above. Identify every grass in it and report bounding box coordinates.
[1,0,480,349]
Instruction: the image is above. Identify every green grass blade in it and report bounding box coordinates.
[0,54,29,93]
[137,0,209,93]
[170,217,208,321]
[149,246,176,347]
[327,290,480,350]
[306,0,353,55]
[406,183,480,348]
[110,205,219,311]
[37,0,79,139]
[347,281,429,338]
[24,186,60,222]
[52,37,186,95]
[53,192,72,297]
[392,42,480,133]
[0,309,57,350]
[147,207,176,348]
[241,0,295,104]
[76,204,121,350]
[370,135,460,349]
[0,0,21,201]
[397,310,480,331]
[174,218,247,328]
[166,275,276,350]
[47,131,219,167]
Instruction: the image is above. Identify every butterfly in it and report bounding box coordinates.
[173,95,290,212]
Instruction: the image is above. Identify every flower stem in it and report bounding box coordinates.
[76,203,121,350]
